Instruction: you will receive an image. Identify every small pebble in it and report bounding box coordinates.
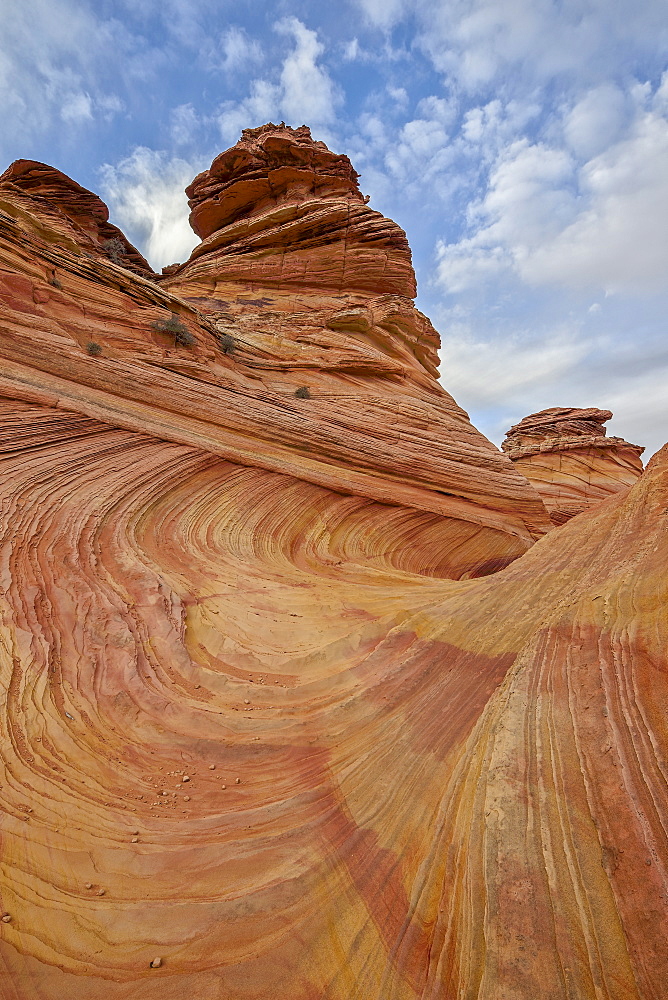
[209,764,215,770]
[244,699,250,705]
[1,914,11,923]
[183,795,190,802]
[235,777,241,784]
[150,957,162,969]
[131,837,139,843]
[194,684,200,689]
[85,883,92,889]
[221,784,227,790]
[97,889,105,896]
[182,776,190,783]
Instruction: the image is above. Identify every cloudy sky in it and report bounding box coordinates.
[2,0,668,456]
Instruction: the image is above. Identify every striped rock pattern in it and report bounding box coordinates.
[0,127,666,999]
[502,407,645,524]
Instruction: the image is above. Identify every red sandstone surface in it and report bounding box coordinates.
[0,125,666,1000]
[503,406,645,524]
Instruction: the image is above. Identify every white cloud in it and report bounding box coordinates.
[275,17,342,125]
[343,38,361,61]
[355,0,413,30]
[563,84,630,159]
[436,82,668,299]
[0,0,125,153]
[99,148,201,269]
[439,321,589,409]
[412,0,668,93]
[60,91,93,124]
[217,79,281,144]
[436,139,577,292]
[219,26,262,73]
[216,18,341,144]
[170,103,200,146]
[524,111,668,292]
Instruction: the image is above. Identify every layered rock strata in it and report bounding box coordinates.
[502,406,645,524]
[0,125,553,581]
[0,160,154,278]
[0,127,666,1000]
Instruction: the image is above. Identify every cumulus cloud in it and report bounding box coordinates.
[562,84,631,159]
[524,111,668,292]
[410,0,668,93]
[436,82,668,298]
[275,18,342,125]
[216,18,341,143]
[99,148,201,269]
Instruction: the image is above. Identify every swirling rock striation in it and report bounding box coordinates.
[0,125,553,580]
[0,127,666,1000]
[502,405,645,524]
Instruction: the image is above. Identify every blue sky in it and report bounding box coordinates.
[2,0,668,456]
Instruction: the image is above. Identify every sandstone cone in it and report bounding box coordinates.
[502,406,644,524]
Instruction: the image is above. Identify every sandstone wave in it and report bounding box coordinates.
[0,125,665,1000]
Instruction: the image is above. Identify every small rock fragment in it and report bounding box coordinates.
[97,889,105,896]
[183,795,190,802]
[85,883,92,889]
[182,775,190,782]
[150,957,162,968]
[235,777,241,784]
[1,914,11,923]
[131,837,139,843]
[209,764,215,770]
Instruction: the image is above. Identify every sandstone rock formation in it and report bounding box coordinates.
[502,406,645,524]
[0,159,154,278]
[0,126,666,1000]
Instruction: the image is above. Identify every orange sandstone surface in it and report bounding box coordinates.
[503,406,645,525]
[0,125,666,1000]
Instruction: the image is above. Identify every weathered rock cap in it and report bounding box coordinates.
[186,123,365,238]
[0,159,153,277]
[502,406,644,459]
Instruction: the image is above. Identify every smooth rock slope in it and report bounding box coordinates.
[0,125,665,1000]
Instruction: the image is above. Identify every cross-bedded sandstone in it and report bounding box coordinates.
[503,406,644,524]
[0,126,665,1000]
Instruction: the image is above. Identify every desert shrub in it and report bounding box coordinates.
[101,237,127,265]
[86,342,102,356]
[294,386,311,399]
[218,332,235,355]
[152,312,195,347]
